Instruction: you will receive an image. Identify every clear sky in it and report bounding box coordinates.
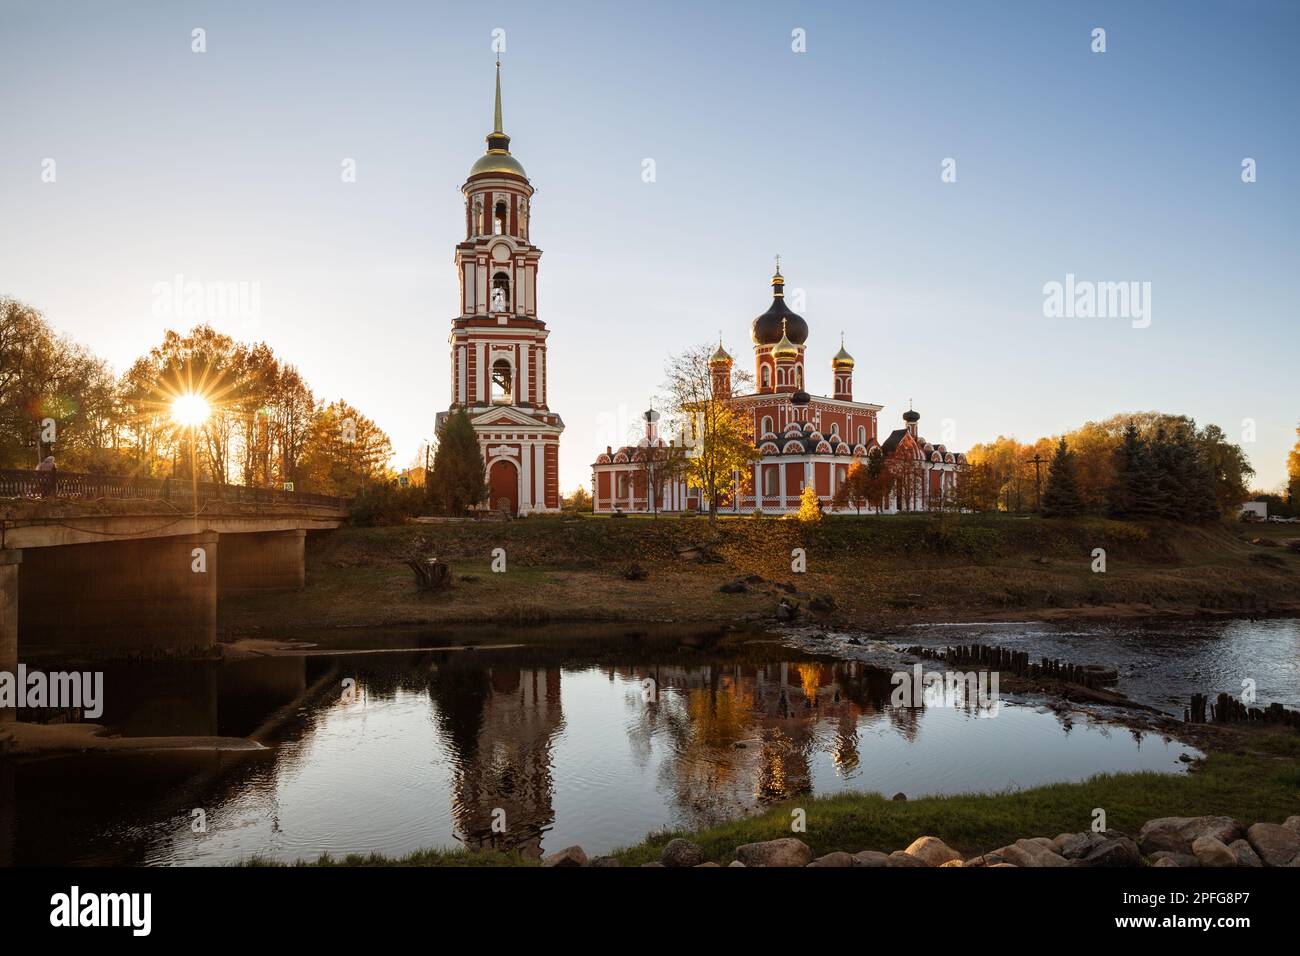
[2,0,1296,491]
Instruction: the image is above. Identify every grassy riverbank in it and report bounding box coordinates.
[219,514,1300,639]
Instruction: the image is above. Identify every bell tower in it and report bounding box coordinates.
[440,59,564,515]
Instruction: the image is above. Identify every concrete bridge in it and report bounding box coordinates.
[0,470,347,702]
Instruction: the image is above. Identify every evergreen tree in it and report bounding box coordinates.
[429,409,486,514]
[1042,437,1084,517]
[1107,422,1143,517]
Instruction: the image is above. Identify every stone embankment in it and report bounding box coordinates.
[540,815,1300,868]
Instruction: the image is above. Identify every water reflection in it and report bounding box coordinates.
[2,630,1197,865]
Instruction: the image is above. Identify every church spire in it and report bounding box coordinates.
[493,56,503,134]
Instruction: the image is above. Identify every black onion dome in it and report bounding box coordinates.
[751,272,809,346]
[791,390,811,406]
[902,409,920,423]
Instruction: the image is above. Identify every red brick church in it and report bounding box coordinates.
[592,264,965,514]
[436,61,562,515]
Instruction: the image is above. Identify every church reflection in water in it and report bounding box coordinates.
[7,627,1119,866]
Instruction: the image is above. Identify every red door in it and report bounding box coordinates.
[488,459,519,515]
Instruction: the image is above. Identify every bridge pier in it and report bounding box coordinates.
[218,529,306,596]
[18,531,219,657]
[1,551,20,724]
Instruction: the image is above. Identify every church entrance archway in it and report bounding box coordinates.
[488,458,519,515]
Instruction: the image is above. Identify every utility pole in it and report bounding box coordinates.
[1030,453,1047,512]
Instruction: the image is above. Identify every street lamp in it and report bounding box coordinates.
[170,393,211,517]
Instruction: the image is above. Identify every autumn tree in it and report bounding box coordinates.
[1289,420,1300,506]
[797,482,822,522]
[665,343,757,523]
[298,400,393,496]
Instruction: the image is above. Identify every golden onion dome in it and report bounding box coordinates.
[832,334,855,368]
[709,338,732,365]
[773,318,799,359]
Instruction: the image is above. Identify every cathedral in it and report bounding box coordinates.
[436,61,562,515]
[591,264,966,514]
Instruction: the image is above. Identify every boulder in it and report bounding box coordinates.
[727,860,746,867]
[641,861,664,867]
[660,838,707,868]
[541,845,588,867]
[1052,830,1127,860]
[1284,816,1300,837]
[694,862,720,867]
[735,838,813,868]
[1152,857,1180,867]
[1077,836,1142,867]
[904,836,963,867]
[990,839,1066,867]
[1148,851,1199,867]
[1229,839,1263,867]
[1191,835,1237,868]
[852,850,890,868]
[718,580,747,594]
[808,851,855,868]
[939,859,964,867]
[990,863,1018,867]
[588,856,622,867]
[1137,816,1244,856]
[1245,822,1300,867]
[886,851,929,867]
[891,792,907,801]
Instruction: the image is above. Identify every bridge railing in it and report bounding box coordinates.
[0,468,347,509]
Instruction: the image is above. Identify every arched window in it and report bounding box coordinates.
[763,466,777,496]
[829,422,839,438]
[490,358,513,404]
[776,368,786,387]
[795,366,802,387]
[491,272,511,312]
[761,415,773,437]
[761,365,771,389]
[857,425,866,445]
[617,473,629,499]
[836,464,847,486]
[494,201,508,235]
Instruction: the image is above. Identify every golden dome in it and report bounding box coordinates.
[469,149,527,179]
[832,334,855,368]
[709,338,732,365]
[773,318,799,359]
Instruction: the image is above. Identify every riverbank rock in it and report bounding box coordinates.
[589,856,621,867]
[1137,816,1244,856]
[623,564,648,581]
[660,838,706,868]
[775,599,800,622]
[886,851,929,867]
[727,860,745,867]
[1149,851,1199,867]
[852,850,889,867]
[542,845,588,867]
[988,839,1067,867]
[1077,836,1142,867]
[904,836,963,866]
[808,851,855,867]
[735,838,812,868]
[1245,822,1300,867]
[718,579,747,594]
[1228,839,1262,867]
[809,594,836,614]
[1284,816,1300,836]
[1051,830,1128,860]
[1191,835,1237,867]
